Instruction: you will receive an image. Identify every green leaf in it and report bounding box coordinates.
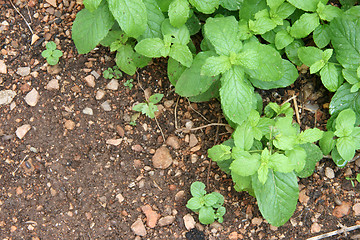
[220,66,254,125]
[335,108,356,137]
[232,172,253,193]
[332,146,347,167]
[135,38,165,58]
[204,16,242,56]
[169,0,189,28]
[286,147,307,172]
[289,13,320,39]
[148,93,163,104]
[52,50,63,58]
[108,0,147,38]
[275,30,294,50]
[208,144,232,162]
[161,19,190,45]
[188,80,220,102]
[298,46,323,67]
[310,60,325,74]
[320,63,344,92]
[238,19,252,40]
[269,153,293,173]
[156,0,172,11]
[285,39,304,66]
[132,102,148,113]
[256,117,275,136]
[330,16,360,69]
[41,49,52,58]
[169,43,193,67]
[316,2,342,21]
[267,0,284,9]
[186,11,201,35]
[249,16,277,35]
[191,181,207,197]
[189,0,220,14]
[167,58,186,85]
[296,143,323,178]
[175,51,219,97]
[342,69,360,85]
[257,163,269,184]
[100,30,124,47]
[216,206,226,217]
[287,0,320,12]
[230,148,261,176]
[212,192,224,206]
[186,196,203,210]
[46,56,59,65]
[201,56,231,76]
[337,136,356,161]
[72,2,115,54]
[204,193,219,207]
[252,170,299,227]
[199,206,215,224]
[84,0,102,11]
[233,123,255,151]
[313,24,331,48]
[319,131,336,155]
[233,49,260,70]
[221,0,242,10]
[298,128,323,144]
[270,2,296,20]
[115,44,137,75]
[139,0,165,40]
[239,0,267,21]
[46,41,57,51]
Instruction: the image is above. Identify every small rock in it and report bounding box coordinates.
[47,65,61,75]
[210,222,223,231]
[16,186,23,195]
[0,90,16,105]
[82,107,93,115]
[325,167,335,179]
[189,134,198,147]
[141,205,160,228]
[16,124,31,139]
[116,193,124,203]
[17,67,30,77]
[152,146,173,169]
[46,0,57,7]
[116,125,125,137]
[299,189,309,205]
[344,168,352,177]
[91,70,100,79]
[0,60,6,74]
[132,144,143,152]
[175,190,185,202]
[64,120,75,130]
[333,202,351,218]
[131,219,147,236]
[101,101,111,111]
[45,79,59,90]
[183,214,196,230]
[24,89,40,106]
[158,216,175,226]
[251,217,263,226]
[166,135,180,149]
[353,203,360,216]
[106,79,119,90]
[311,222,321,233]
[229,232,239,240]
[106,139,122,146]
[95,89,105,100]
[84,75,95,88]
[164,100,174,108]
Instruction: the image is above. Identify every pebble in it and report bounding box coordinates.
[353,203,360,216]
[0,60,6,74]
[164,100,174,108]
[131,219,147,236]
[251,217,263,226]
[91,70,100,79]
[17,67,30,77]
[325,167,335,179]
[189,134,198,147]
[106,139,122,146]
[84,75,95,88]
[132,144,143,152]
[47,65,61,74]
[95,89,105,100]
[64,120,75,130]
[116,125,125,137]
[16,124,31,139]
[152,146,173,169]
[311,222,321,233]
[210,222,223,231]
[0,90,16,105]
[101,101,111,111]
[299,189,309,205]
[158,216,175,226]
[24,89,40,106]
[82,107,93,115]
[141,205,160,228]
[183,214,196,230]
[45,79,59,90]
[229,232,239,240]
[46,0,57,7]
[106,79,119,90]
[175,191,185,202]
[333,202,351,218]
[166,135,180,149]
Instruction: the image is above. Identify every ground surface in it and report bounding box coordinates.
[1,1,360,240]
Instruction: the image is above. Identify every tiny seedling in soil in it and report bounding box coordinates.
[132,93,163,119]
[346,174,360,187]
[186,181,226,225]
[124,79,134,89]
[41,41,63,65]
[103,66,122,79]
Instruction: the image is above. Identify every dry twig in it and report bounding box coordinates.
[12,155,29,176]
[10,0,34,35]
[206,116,221,190]
[186,98,211,123]
[175,123,229,133]
[307,224,360,240]
[293,95,301,126]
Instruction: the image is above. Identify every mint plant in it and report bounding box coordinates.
[186,181,226,225]
[124,79,134,90]
[103,66,122,79]
[41,41,63,65]
[132,93,163,118]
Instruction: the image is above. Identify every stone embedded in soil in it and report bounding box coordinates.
[45,79,59,90]
[84,75,95,88]
[251,217,263,226]
[116,125,125,137]
[0,90,16,105]
[299,189,309,205]
[333,202,351,218]
[0,60,6,74]
[116,193,124,203]
[353,203,360,216]
[158,216,175,227]
[91,70,100,79]
[164,100,174,108]
[106,139,122,146]
[311,222,321,233]
[106,79,119,90]
[131,219,147,236]
[152,146,173,169]
[183,214,196,230]
[101,101,111,111]
[47,65,61,75]
[16,124,31,139]
[229,232,239,240]
[175,190,185,202]
[24,88,40,106]
[64,120,75,130]
[189,134,198,147]
[132,144,143,152]
[325,167,335,179]
[82,107,93,115]
[17,66,30,76]
[95,89,105,100]
[166,135,180,149]
[141,204,160,228]
[46,0,57,7]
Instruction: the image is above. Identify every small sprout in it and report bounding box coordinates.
[132,93,164,119]
[124,79,134,89]
[41,41,63,65]
[103,66,123,79]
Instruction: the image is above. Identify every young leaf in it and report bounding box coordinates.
[335,108,356,137]
[233,49,260,70]
[239,0,267,21]
[84,0,102,11]
[169,43,193,67]
[108,0,147,38]
[115,44,137,75]
[285,39,304,66]
[267,0,284,9]
[167,58,187,86]
[208,144,232,162]
[149,93,163,104]
[233,123,255,151]
[286,147,307,172]
[191,182,207,197]
[135,38,165,58]
[248,16,277,35]
[189,0,220,14]
[286,0,320,12]
[201,56,232,76]
[139,0,165,40]
[257,163,270,184]
[231,172,253,193]
[186,196,203,210]
[336,136,356,161]
[316,2,342,21]
[199,206,215,224]
[319,131,336,155]
[289,13,320,39]
[297,143,323,178]
[310,60,325,74]
[72,2,115,54]
[46,41,57,51]
[41,49,52,58]
[221,0,242,10]
[204,193,219,207]
[275,30,294,50]
[298,128,323,144]
[47,56,59,65]
[252,170,299,227]
[313,25,331,48]
[161,19,190,45]
[52,50,63,58]
[298,46,323,67]
[132,102,148,114]
[216,206,226,217]
[320,63,344,92]
[169,0,190,28]
[269,153,293,173]
[230,148,261,176]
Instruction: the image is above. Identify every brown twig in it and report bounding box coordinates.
[174,96,180,130]
[186,98,211,123]
[10,0,34,35]
[206,116,221,190]
[293,95,301,126]
[12,155,28,176]
[175,123,229,133]
[307,224,360,240]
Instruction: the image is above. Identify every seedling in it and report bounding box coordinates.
[41,41,63,65]
[186,181,226,225]
[132,93,163,119]
[124,79,134,90]
[103,66,122,79]
[346,174,360,187]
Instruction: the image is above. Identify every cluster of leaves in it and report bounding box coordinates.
[132,93,163,118]
[124,79,134,89]
[186,182,226,225]
[41,41,63,65]
[208,102,324,226]
[103,66,122,79]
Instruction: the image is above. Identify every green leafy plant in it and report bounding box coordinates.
[186,181,226,225]
[41,41,63,65]
[103,66,122,79]
[346,173,360,187]
[132,93,163,118]
[124,79,134,89]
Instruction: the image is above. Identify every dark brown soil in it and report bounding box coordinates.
[1,1,360,240]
